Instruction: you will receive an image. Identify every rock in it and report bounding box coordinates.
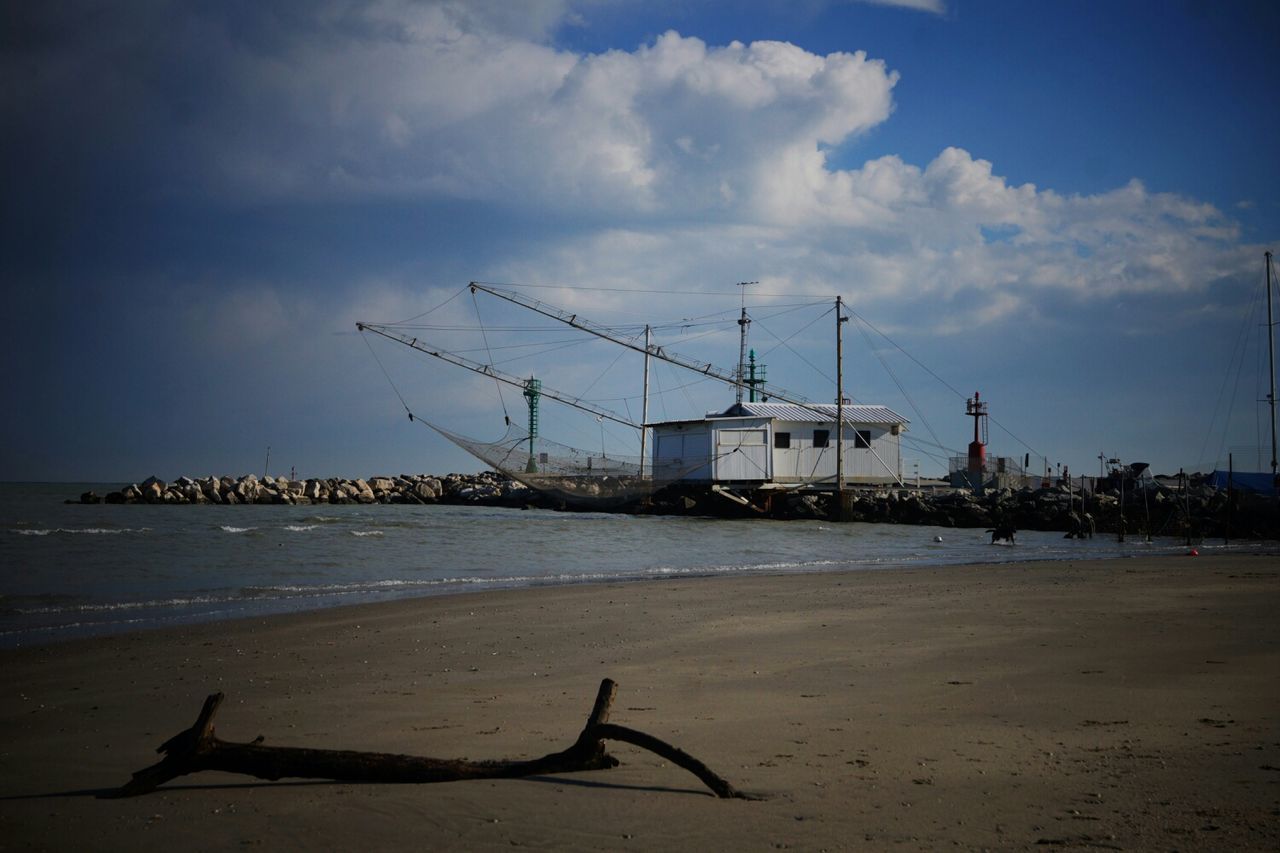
[79,491,101,504]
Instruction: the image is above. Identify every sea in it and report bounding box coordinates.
[0,482,1259,648]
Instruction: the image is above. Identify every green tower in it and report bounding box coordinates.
[523,377,541,473]
[745,349,767,402]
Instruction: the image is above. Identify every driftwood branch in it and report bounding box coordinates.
[109,678,744,799]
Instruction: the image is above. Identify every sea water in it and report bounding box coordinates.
[0,482,1250,647]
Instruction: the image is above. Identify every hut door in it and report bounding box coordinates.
[714,429,770,481]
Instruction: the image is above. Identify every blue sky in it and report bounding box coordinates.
[3,0,1278,483]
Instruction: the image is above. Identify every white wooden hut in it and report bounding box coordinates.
[650,401,908,486]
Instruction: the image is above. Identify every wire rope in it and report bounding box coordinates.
[579,333,637,398]
[383,287,468,326]
[360,330,414,420]
[473,279,835,300]
[1205,269,1265,468]
[755,305,837,386]
[471,287,510,424]
[853,316,945,451]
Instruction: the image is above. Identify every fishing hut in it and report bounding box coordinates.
[649,402,908,487]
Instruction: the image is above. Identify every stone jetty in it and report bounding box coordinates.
[78,471,540,508]
[74,471,1278,539]
[648,474,1279,540]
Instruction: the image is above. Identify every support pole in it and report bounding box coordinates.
[735,282,756,405]
[836,295,849,520]
[1267,251,1276,480]
[640,325,651,480]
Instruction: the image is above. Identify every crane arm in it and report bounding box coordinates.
[356,322,641,431]
[468,282,817,409]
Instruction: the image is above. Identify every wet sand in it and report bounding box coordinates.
[2,555,1278,851]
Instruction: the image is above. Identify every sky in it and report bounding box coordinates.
[3,0,1278,483]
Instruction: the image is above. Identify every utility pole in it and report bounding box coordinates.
[836,295,849,519]
[1266,251,1276,479]
[735,282,757,404]
[640,325,651,479]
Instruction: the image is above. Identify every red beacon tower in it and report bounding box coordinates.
[965,391,989,479]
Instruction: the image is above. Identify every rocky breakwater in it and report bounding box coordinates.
[835,478,1279,539]
[650,475,1279,539]
[78,471,540,508]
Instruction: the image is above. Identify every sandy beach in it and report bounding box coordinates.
[2,554,1277,851]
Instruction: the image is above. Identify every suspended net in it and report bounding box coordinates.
[428,422,660,507]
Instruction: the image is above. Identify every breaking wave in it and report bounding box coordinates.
[11,527,149,536]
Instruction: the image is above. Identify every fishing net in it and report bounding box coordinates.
[428,422,659,507]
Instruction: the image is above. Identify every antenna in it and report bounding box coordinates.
[735,281,757,404]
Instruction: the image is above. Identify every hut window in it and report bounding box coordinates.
[774,431,791,449]
[854,429,872,448]
[813,429,830,448]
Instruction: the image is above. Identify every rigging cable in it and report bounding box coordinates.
[579,329,642,398]
[385,287,468,326]
[842,303,1041,458]
[754,305,837,387]
[359,329,418,424]
[472,279,835,300]
[852,314,945,452]
[1201,266,1265,469]
[471,286,511,425]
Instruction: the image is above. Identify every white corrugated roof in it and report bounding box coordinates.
[713,401,909,425]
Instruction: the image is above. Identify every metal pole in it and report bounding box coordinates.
[640,325,651,480]
[836,295,848,517]
[735,282,756,405]
[1117,458,1125,543]
[1267,251,1276,479]
[1227,452,1233,544]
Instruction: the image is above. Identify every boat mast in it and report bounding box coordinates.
[640,324,651,479]
[1268,251,1276,479]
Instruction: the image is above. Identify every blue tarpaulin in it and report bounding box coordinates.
[1207,470,1279,493]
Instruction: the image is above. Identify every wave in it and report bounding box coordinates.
[350,530,383,537]
[283,524,319,532]
[220,526,258,534]
[15,594,228,615]
[10,527,149,536]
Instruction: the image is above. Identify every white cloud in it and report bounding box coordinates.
[849,0,947,14]
[10,1,1261,330]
